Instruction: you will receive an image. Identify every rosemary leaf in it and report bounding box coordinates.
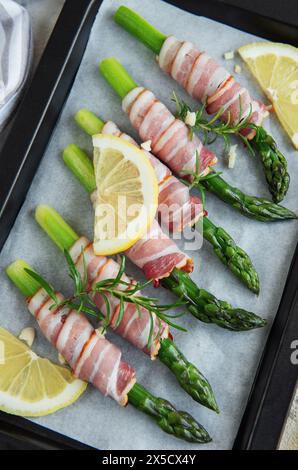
[173,91,257,158]
[25,269,58,304]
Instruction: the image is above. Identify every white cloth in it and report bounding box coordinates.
[0,0,32,131]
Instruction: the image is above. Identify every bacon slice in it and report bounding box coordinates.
[125,220,193,280]
[122,87,217,180]
[27,289,136,405]
[158,36,268,138]
[101,121,203,232]
[69,236,170,359]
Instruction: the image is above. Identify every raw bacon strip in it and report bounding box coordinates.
[122,87,217,178]
[27,288,135,405]
[69,236,169,359]
[74,331,134,406]
[56,311,94,369]
[125,220,193,280]
[158,36,268,137]
[93,190,194,280]
[101,121,203,231]
[158,178,202,232]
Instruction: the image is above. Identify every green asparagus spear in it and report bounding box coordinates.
[75,108,260,293]
[115,6,167,55]
[202,173,296,221]
[74,109,105,135]
[75,108,104,136]
[128,383,211,443]
[114,6,291,203]
[251,126,290,203]
[7,260,211,444]
[159,338,219,412]
[99,58,296,221]
[161,269,265,331]
[203,217,259,294]
[35,204,219,411]
[62,144,266,331]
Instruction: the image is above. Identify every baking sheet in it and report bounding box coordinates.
[0,0,298,450]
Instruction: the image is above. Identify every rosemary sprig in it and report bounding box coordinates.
[172,91,257,155]
[180,150,222,208]
[173,92,291,203]
[25,250,187,348]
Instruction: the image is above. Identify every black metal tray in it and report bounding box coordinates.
[0,0,297,451]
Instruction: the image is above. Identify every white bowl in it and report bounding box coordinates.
[0,0,32,131]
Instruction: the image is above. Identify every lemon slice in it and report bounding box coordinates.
[0,327,87,417]
[238,42,298,149]
[92,134,158,255]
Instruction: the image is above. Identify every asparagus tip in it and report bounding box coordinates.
[128,383,212,443]
[159,338,219,412]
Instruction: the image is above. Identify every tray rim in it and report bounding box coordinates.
[0,0,297,450]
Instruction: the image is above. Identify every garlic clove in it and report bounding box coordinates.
[185,111,196,127]
[228,145,238,169]
[140,140,152,152]
[19,327,35,347]
[224,51,234,60]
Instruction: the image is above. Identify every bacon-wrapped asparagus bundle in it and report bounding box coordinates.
[6,260,212,443]
[34,204,218,412]
[62,144,266,331]
[114,6,290,203]
[99,58,296,221]
[76,109,202,233]
[75,108,259,293]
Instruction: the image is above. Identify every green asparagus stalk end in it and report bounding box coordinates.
[75,109,105,136]
[99,58,138,99]
[6,260,41,297]
[114,6,166,55]
[63,144,96,194]
[35,205,79,252]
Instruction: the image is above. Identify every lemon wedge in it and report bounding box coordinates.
[238,42,298,149]
[92,134,158,255]
[0,327,87,417]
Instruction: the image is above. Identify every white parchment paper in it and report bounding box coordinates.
[0,0,297,450]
